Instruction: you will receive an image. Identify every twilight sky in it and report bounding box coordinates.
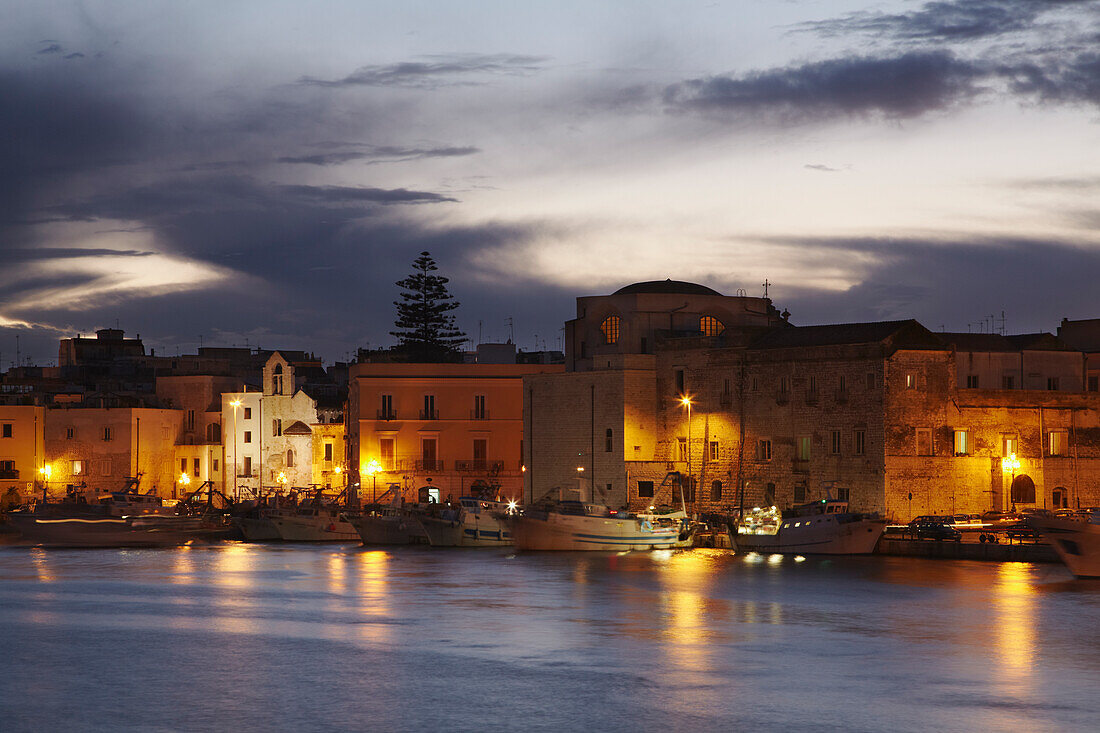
[3,0,1100,364]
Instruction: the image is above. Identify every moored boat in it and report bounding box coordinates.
[417,497,515,547]
[350,506,429,545]
[6,507,228,548]
[509,501,694,551]
[270,506,360,542]
[733,499,885,555]
[1027,509,1100,578]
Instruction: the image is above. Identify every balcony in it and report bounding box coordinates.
[455,459,505,472]
[415,459,443,472]
[419,409,439,420]
[376,409,397,420]
[469,410,491,420]
[0,468,18,479]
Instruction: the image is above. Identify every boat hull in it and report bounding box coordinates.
[510,513,688,551]
[235,516,280,541]
[270,514,359,542]
[419,514,512,547]
[351,513,429,545]
[7,513,225,548]
[734,517,886,555]
[1028,516,1100,578]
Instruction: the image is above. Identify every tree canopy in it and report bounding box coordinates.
[390,251,466,362]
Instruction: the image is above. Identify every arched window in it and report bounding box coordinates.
[700,315,724,337]
[286,449,295,468]
[273,363,284,394]
[600,315,620,344]
[711,480,722,501]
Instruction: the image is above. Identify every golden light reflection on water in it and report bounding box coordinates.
[352,550,391,644]
[170,544,194,585]
[30,549,55,583]
[658,551,719,672]
[992,563,1037,691]
[213,544,255,590]
[327,553,346,593]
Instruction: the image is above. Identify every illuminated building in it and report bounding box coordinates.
[347,360,563,506]
[0,405,46,504]
[526,281,1100,520]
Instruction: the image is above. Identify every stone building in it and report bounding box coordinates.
[0,405,45,503]
[526,281,1100,520]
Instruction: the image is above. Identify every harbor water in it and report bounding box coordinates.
[2,545,1099,732]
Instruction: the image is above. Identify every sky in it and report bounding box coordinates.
[2,0,1100,365]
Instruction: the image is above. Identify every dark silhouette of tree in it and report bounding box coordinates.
[391,251,466,362]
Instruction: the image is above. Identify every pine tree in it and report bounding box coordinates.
[390,251,466,362]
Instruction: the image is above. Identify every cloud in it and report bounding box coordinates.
[804,164,842,173]
[277,145,479,166]
[64,53,84,60]
[663,51,985,120]
[1002,52,1100,105]
[793,0,1090,43]
[36,43,62,55]
[299,53,548,88]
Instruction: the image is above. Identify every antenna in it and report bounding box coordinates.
[478,320,483,345]
[762,278,770,298]
[506,317,514,344]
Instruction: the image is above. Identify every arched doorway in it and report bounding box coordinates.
[1010,474,1036,507]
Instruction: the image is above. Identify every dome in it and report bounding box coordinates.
[612,279,721,296]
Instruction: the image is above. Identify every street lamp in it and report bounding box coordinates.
[230,398,242,500]
[364,458,381,502]
[38,464,52,501]
[1002,452,1021,512]
[680,395,693,505]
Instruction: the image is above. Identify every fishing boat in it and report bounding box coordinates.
[350,505,430,545]
[509,501,695,551]
[732,499,885,555]
[417,496,516,547]
[1027,509,1100,578]
[270,505,360,542]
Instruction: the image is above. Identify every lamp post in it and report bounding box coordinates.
[680,395,693,506]
[38,464,52,502]
[1002,452,1021,512]
[178,471,191,500]
[230,398,242,501]
[365,459,381,503]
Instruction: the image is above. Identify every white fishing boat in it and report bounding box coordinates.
[269,506,360,542]
[509,501,695,551]
[417,497,515,547]
[1027,509,1100,578]
[733,499,885,555]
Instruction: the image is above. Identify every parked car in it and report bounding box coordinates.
[909,517,962,541]
[980,510,1021,528]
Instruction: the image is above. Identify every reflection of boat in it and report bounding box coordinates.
[509,501,695,551]
[732,499,885,555]
[350,506,429,545]
[1027,510,1100,578]
[418,497,515,547]
[270,506,360,542]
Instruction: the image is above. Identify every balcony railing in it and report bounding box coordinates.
[0,468,18,479]
[376,409,397,420]
[415,459,443,472]
[419,409,439,420]
[455,459,505,472]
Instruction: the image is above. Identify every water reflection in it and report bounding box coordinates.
[351,550,391,644]
[170,544,195,585]
[30,549,54,583]
[993,563,1037,689]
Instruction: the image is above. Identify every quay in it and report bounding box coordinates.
[877,536,1058,563]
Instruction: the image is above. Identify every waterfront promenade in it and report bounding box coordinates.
[2,544,1099,732]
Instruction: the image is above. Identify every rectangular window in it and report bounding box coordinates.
[757,439,772,461]
[954,429,969,456]
[213,459,219,472]
[675,369,685,394]
[836,487,850,502]
[778,376,790,393]
[640,337,647,354]
[243,407,252,419]
[808,375,818,395]
[243,456,252,476]
[1002,375,1015,390]
[797,436,811,461]
[473,439,487,468]
[751,377,758,391]
[916,428,933,456]
[855,430,866,456]
[677,438,688,462]
[905,373,916,389]
[422,395,436,420]
[380,438,395,470]
[273,419,282,436]
[324,443,333,462]
[1049,431,1068,456]
[605,429,613,453]
[638,480,654,498]
[966,375,979,389]
[1048,377,1060,391]
[831,430,841,455]
[66,427,74,439]
[187,410,195,430]
[473,394,486,419]
[181,458,188,474]
[380,394,394,419]
[1089,376,1099,392]
[722,378,731,395]
[1,424,11,438]
[1002,434,1018,457]
[71,460,83,475]
[244,431,252,444]
[709,441,719,461]
[100,459,112,476]
[837,375,846,393]
[193,458,200,477]
[102,427,112,441]
[422,438,438,469]
[794,482,807,503]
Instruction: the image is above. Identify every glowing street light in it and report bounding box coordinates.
[680,395,693,507]
[178,472,191,486]
[230,397,242,500]
[1002,453,1021,511]
[364,458,381,502]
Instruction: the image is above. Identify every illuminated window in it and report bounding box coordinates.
[709,441,719,460]
[678,438,688,462]
[700,315,724,337]
[797,436,811,460]
[600,315,621,344]
[1002,434,1018,457]
[954,429,969,456]
[757,440,772,461]
[905,374,916,389]
[71,460,83,475]
[1049,431,1068,456]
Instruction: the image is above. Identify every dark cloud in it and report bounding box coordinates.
[36,43,62,55]
[794,0,1092,43]
[1,248,153,262]
[804,164,841,173]
[64,53,85,60]
[299,53,548,88]
[767,235,1100,333]
[277,145,479,166]
[664,51,985,120]
[1002,52,1100,105]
